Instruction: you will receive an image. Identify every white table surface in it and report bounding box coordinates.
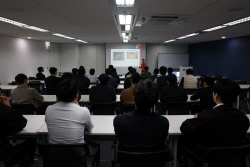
[239,84,250,89]
[89,84,124,89]
[29,80,45,84]
[18,115,45,135]
[0,85,17,90]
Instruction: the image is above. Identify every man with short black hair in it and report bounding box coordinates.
[88,68,99,84]
[109,65,114,69]
[11,74,44,108]
[120,72,140,105]
[114,80,169,152]
[190,77,215,113]
[160,74,188,103]
[125,66,133,78]
[141,66,151,79]
[179,79,249,166]
[90,74,116,103]
[75,68,90,89]
[154,66,168,91]
[124,68,137,89]
[45,67,61,88]
[112,68,120,84]
[105,68,118,88]
[167,67,173,75]
[72,68,78,79]
[179,68,198,88]
[149,68,159,82]
[36,66,45,80]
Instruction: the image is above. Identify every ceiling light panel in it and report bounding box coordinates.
[53,33,75,39]
[119,15,132,25]
[177,33,199,39]
[164,39,176,43]
[125,15,132,24]
[122,33,126,37]
[24,25,49,32]
[203,25,226,32]
[76,39,88,43]
[223,16,250,26]
[116,0,134,7]
[125,25,131,31]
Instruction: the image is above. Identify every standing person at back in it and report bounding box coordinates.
[88,68,99,84]
[124,68,137,89]
[75,68,90,89]
[105,68,118,88]
[45,67,61,89]
[11,74,44,108]
[141,66,151,79]
[72,68,78,79]
[90,74,116,103]
[139,59,146,72]
[154,66,168,91]
[112,68,120,84]
[36,67,45,80]
[125,66,132,78]
[179,68,198,88]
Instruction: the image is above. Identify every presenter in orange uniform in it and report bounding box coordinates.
[139,59,146,72]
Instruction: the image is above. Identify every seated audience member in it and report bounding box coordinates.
[88,68,99,84]
[190,76,215,113]
[0,96,36,167]
[141,66,151,79]
[124,68,137,89]
[149,68,159,82]
[36,66,45,80]
[75,68,90,89]
[72,68,78,79]
[114,80,169,152]
[11,74,44,108]
[109,65,114,69]
[178,79,249,166]
[120,72,140,105]
[45,79,98,155]
[160,74,188,103]
[105,68,118,88]
[45,67,61,89]
[61,72,73,81]
[154,66,168,91]
[90,74,116,103]
[79,66,85,69]
[167,67,173,75]
[179,68,198,88]
[112,68,120,84]
[0,88,2,95]
[125,66,133,78]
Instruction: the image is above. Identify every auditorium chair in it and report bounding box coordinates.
[29,81,42,93]
[120,104,135,114]
[165,102,191,115]
[91,102,116,115]
[11,104,35,115]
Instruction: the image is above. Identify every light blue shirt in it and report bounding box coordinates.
[88,75,99,84]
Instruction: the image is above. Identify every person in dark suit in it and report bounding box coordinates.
[45,67,61,89]
[178,79,249,166]
[160,74,188,103]
[112,68,120,84]
[190,76,215,113]
[125,66,132,78]
[149,68,159,82]
[124,68,137,89]
[105,68,118,88]
[74,68,90,89]
[141,66,151,79]
[89,74,116,103]
[114,79,169,152]
[72,68,78,79]
[154,66,168,91]
[167,67,173,75]
[0,96,36,167]
[36,66,45,80]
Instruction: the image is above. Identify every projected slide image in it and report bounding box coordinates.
[127,52,138,59]
[113,52,125,61]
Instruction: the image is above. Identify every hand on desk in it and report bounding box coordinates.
[0,96,11,107]
[194,113,198,118]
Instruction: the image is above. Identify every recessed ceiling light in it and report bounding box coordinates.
[0,17,49,32]
[223,16,250,26]
[116,0,134,7]
[123,36,129,40]
[125,25,130,31]
[27,37,31,39]
[53,33,75,40]
[177,33,199,39]
[119,15,132,25]
[123,40,128,43]
[121,33,126,37]
[164,39,176,43]
[203,26,226,32]
[222,36,226,39]
[76,39,88,43]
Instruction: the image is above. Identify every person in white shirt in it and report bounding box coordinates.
[179,68,198,89]
[88,68,99,84]
[45,79,98,155]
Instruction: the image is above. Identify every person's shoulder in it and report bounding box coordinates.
[114,112,133,122]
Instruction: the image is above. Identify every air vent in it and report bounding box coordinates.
[141,16,179,25]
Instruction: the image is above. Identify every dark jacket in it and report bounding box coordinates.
[36,73,45,80]
[180,104,249,148]
[149,75,157,82]
[107,76,118,88]
[114,109,169,152]
[74,75,90,89]
[45,75,61,89]
[89,84,116,103]
[112,73,120,84]
[141,71,151,79]
[72,74,78,79]
[160,84,188,103]
[156,75,168,91]
[124,77,131,89]
[190,87,214,109]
